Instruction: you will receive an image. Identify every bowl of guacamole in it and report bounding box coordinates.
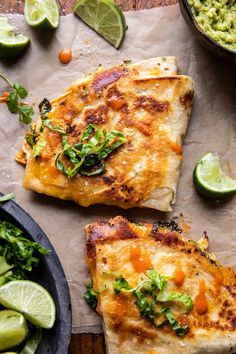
[179,0,236,61]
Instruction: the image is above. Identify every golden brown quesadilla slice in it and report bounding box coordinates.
[17,57,193,211]
[85,216,236,354]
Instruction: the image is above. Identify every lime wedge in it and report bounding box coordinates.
[73,0,126,48]
[24,0,60,29]
[0,310,28,351]
[0,280,56,329]
[193,152,236,200]
[0,17,30,59]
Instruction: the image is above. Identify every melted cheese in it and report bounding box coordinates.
[85,216,236,354]
[18,57,194,212]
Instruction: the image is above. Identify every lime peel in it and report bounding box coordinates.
[0,280,56,329]
[0,310,28,351]
[0,17,30,59]
[24,0,60,29]
[193,152,236,200]
[73,0,126,48]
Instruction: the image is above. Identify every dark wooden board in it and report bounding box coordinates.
[0,1,177,353]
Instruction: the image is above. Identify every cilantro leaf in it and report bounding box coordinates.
[33,139,47,158]
[164,308,189,337]
[18,105,34,124]
[113,277,131,294]
[134,288,156,321]
[157,291,193,311]
[84,282,99,310]
[25,126,39,148]
[146,269,167,292]
[7,91,19,113]
[0,220,49,277]
[13,83,28,99]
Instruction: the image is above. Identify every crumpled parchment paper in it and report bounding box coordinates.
[0,5,235,333]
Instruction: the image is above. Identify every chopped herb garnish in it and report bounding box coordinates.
[112,269,192,337]
[55,124,126,178]
[0,193,15,204]
[113,277,131,294]
[84,282,99,310]
[164,308,189,337]
[33,139,47,158]
[0,220,49,283]
[0,73,34,124]
[38,99,127,177]
[157,291,193,311]
[134,287,156,321]
[26,126,39,148]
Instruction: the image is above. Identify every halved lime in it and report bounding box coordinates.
[0,17,30,59]
[193,152,236,200]
[73,0,126,48]
[0,280,56,329]
[0,310,28,351]
[24,0,60,29]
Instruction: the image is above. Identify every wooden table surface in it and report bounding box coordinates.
[1,0,176,353]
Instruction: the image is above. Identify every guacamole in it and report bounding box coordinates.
[187,0,236,51]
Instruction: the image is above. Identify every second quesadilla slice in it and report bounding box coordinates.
[85,216,236,354]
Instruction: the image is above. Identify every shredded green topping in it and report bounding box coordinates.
[37,98,127,178]
[113,269,193,337]
[0,220,49,284]
[84,282,99,310]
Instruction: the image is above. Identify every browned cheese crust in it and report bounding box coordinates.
[85,216,236,354]
[18,58,193,211]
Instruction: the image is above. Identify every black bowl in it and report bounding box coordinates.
[0,196,72,354]
[179,0,236,62]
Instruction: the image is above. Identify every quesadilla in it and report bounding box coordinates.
[85,216,236,354]
[17,57,193,211]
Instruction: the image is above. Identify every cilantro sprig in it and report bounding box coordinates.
[0,73,34,124]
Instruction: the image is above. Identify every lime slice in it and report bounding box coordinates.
[0,310,28,351]
[24,0,60,29]
[193,152,236,200]
[0,280,56,329]
[73,0,126,48]
[0,17,30,59]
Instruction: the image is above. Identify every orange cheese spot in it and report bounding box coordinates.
[47,165,60,178]
[170,142,182,155]
[59,49,72,64]
[109,98,125,111]
[173,267,185,287]
[130,244,152,273]
[195,280,208,315]
[40,144,52,160]
[47,131,61,148]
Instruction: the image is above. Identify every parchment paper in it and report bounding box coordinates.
[0,5,235,333]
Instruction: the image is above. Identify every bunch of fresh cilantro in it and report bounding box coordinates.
[0,220,49,285]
